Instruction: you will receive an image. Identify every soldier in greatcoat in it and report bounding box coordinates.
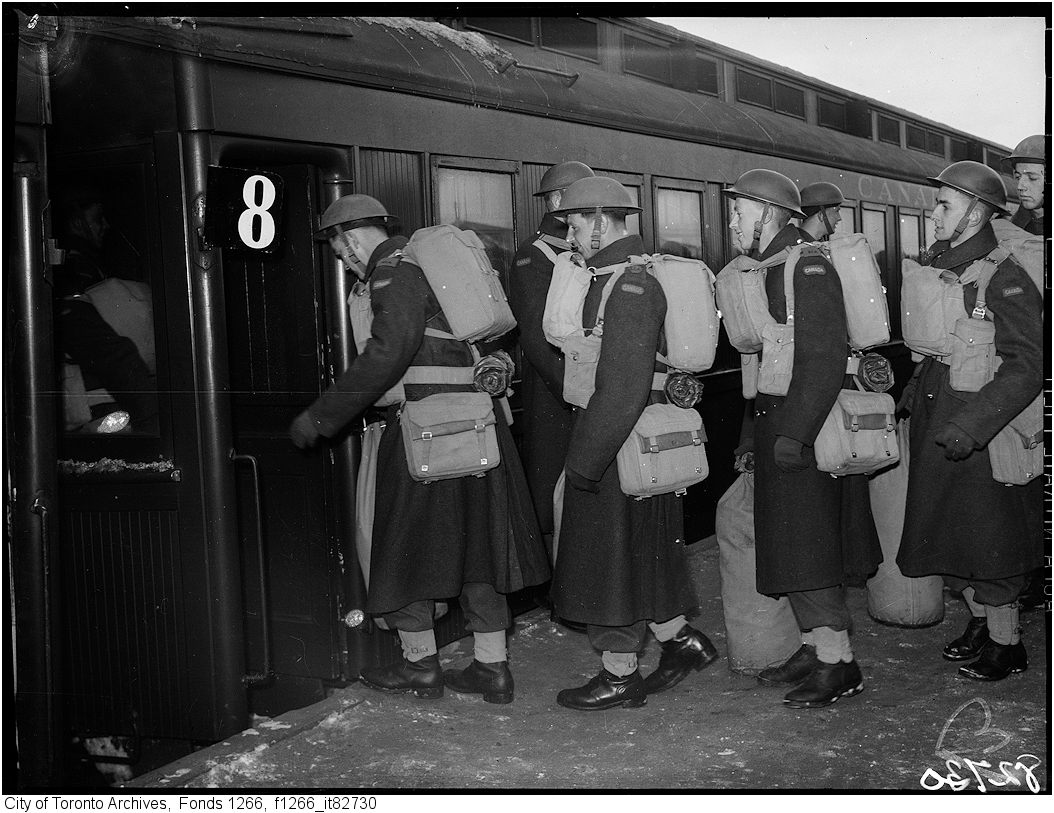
[897,162,1044,680]
[290,195,549,704]
[509,161,594,563]
[798,181,845,242]
[549,177,718,711]
[727,169,882,709]
[1003,135,1047,237]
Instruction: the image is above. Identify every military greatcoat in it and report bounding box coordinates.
[897,225,1044,581]
[308,237,549,615]
[752,224,882,596]
[551,234,697,627]
[509,212,575,537]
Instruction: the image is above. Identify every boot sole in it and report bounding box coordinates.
[359,678,444,699]
[942,649,986,662]
[783,682,864,709]
[556,695,647,711]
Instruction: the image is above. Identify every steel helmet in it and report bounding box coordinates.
[927,161,1008,213]
[800,181,846,210]
[552,176,642,215]
[1002,135,1047,169]
[722,169,806,219]
[534,161,595,197]
[314,194,399,239]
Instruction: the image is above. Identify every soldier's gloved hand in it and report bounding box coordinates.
[289,410,322,450]
[565,466,600,494]
[935,422,979,461]
[773,435,811,473]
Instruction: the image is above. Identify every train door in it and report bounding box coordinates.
[219,163,355,714]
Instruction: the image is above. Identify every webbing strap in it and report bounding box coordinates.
[402,366,475,385]
[966,246,1011,320]
[652,372,668,391]
[424,327,456,340]
[589,266,628,335]
[842,411,895,432]
[637,429,704,455]
[532,238,561,265]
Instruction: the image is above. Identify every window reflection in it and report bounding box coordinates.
[435,167,515,280]
[899,214,921,261]
[655,188,703,259]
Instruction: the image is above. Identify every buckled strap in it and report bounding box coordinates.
[637,428,706,455]
[532,238,561,265]
[411,415,494,441]
[842,412,895,432]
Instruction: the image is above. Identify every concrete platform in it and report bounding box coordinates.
[128,543,1049,791]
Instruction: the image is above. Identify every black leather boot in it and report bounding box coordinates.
[958,641,1028,681]
[556,669,647,710]
[782,660,864,709]
[443,660,514,704]
[643,625,719,694]
[942,617,989,661]
[359,655,443,699]
[757,644,820,687]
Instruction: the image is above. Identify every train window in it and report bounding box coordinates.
[862,207,888,270]
[53,166,160,439]
[924,210,936,248]
[696,56,720,96]
[950,138,969,162]
[623,34,671,84]
[735,68,772,109]
[878,115,900,145]
[464,17,534,45]
[926,131,945,157]
[654,186,704,259]
[434,165,516,280]
[818,97,847,131]
[899,212,922,261]
[539,17,598,61]
[984,147,1010,174]
[773,82,805,119]
[906,125,927,152]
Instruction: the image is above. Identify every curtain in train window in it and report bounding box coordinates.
[53,166,160,437]
[435,167,515,280]
[924,210,936,249]
[655,188,703,259]
[623,186,641,237]
[862,208,888,272]
[899,213,921,261]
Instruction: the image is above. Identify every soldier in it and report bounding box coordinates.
[726,169,881,708]
[290,194,549,703]
[798,181,845,242]
[897,162,1044,680]
[509,161,594,563]
[1003,135,1047,236]
[549,177,718,711]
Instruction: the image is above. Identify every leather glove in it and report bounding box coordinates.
[935,422,979,461]
[289,410,322,450]
[895,363,922,421]
[565,466,600,494]
[773,435,811,473]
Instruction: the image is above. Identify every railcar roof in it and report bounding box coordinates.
[63,15,987,184]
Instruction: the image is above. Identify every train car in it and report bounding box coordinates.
[6,12,1022,786]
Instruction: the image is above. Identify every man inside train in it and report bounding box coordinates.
[289,194,549,704]
[54,189,158,434]
[798,181,845,242]
[727,169,881,709]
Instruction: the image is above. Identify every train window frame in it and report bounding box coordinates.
[622,31,672,86]
[817,96,848,132]
[695,55,720,96]
[897,206,923,263]
[906,124,928,152]
[651,177,707,260]
[926,131,946,157]
[735,67,773,109]
[984,147,1011,175]
[877,115,901,145]
[950,138,969,162]
[773,81,806,120]
[538,16,600,63]
[51,145,169,462]
[835,201,858,237]
[463,17,535,46]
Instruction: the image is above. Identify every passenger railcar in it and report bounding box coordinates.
[7,13,1020,786]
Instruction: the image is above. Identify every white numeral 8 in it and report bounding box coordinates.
[237,175,277,249]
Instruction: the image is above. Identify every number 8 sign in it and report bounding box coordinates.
[204,166,285,254]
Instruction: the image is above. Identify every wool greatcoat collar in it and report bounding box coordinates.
[587,233,646,271]
[366,235,410,277]
[926,223,998,272]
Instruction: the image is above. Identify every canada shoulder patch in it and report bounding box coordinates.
[1002,285,1024,297]
[515,256,531,267]
[371,278,392,290]
[802,264,827,276]
[620,283,645,295]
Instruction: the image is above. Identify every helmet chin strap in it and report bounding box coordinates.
[950,198,979,242]
[750,203,770,258]
[591,206,603,252]
[820,209,835,240]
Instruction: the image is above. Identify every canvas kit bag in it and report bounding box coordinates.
[400,390,499,482]
[812,383,899,477]
[616,402,708,498]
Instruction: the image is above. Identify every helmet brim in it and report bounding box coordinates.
[926,178,1009,214]
[313,215,400,240]
[722,188,806,220]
